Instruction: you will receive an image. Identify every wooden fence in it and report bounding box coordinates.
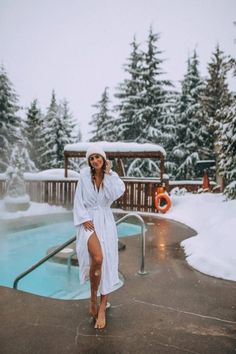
[0,178,218,213]
[0,178,161,212]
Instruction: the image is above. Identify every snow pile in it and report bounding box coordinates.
[24,169,80,181]
[4,194,30,204]
[0,173,6,180]
[1,169,80,181]
[164,192,236,282]
[0,199,68,220]
[64,141,166,156]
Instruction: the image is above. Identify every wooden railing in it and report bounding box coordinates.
[0,178,161,212]
[25,180,78,209]
[114,177,160,212]
[0,177,218,213]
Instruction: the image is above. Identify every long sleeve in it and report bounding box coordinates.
[73,176,91,227]
[103,171,125,203]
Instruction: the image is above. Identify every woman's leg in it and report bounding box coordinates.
[95,294,108,329]
[87,232,103,320]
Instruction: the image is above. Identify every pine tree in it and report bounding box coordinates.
[40,90,59,169]
[218,101,236,199]
[139,26,173,144]
[115,28,176,177]
[89,87,116,141]
[9,145,36,174]
[25,99,44,169]
[201,44,232,185]
[134,27,177,177]
[56,99,78,168]
[174,51,206,179]
[162,91,179,178]
[114,36,144,141]
[40,92,79,170]
[0,65,21,172]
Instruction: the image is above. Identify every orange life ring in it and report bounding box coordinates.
[155,192,172,213]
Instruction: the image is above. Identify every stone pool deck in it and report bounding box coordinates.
[0,215,236,354]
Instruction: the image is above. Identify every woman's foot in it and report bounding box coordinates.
[89,299,97,320]
[94,306,106,329]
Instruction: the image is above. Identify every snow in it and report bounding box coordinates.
[0,173,6,181]
[4,194,30,204]
[1,169,80,181]
[162,192,236,282]
[0,190,235,282]
[169,180,214,185]
[24,169,80,181]
[0,200,69,220]
[64,141,166,156]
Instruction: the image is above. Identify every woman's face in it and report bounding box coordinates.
[89,154,104,171]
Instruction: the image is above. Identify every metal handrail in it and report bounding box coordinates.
[13,236,76,289]
[115,212,147,275]
[13,212,147,289]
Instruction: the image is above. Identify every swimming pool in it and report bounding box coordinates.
[0,219,141,300]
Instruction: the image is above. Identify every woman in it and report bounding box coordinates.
[73,144,125,329]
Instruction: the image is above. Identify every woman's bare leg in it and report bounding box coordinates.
[87,232,103,320]
[95,294,108,329]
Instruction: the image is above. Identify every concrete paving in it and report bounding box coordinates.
[0,215,236,354]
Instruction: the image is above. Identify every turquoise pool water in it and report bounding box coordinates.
[0,220,141,300]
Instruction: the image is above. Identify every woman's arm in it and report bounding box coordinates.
[73,176,91,227]
[103,168,125,202]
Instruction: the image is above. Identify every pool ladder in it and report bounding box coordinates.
[13,212,147,290]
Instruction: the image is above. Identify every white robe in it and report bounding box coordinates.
[73,166,125,295]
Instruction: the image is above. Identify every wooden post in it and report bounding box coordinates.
[64,153,68,178]
[160,156,164,181]
[116,158,125,176]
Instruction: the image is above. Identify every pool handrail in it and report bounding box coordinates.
[13,235,76,289]
[13,212,147,290]
[115,212,147,275]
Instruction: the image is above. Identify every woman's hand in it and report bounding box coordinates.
[83,220,94,232]
[105,160,111,175]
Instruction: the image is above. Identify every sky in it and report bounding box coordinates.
[0,0,236,140]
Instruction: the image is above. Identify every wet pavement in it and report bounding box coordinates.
[0,214,236,354]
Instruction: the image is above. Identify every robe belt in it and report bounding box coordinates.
[88,206,110,211]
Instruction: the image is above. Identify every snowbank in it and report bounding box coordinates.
[0,173,6,180]
[163,192,236,282]
[0,199,69,220]
[24,169,80,181]
[4,194,30,204]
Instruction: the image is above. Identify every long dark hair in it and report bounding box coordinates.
[88,157,106,188]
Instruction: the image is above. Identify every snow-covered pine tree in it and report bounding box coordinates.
[201,44,232,186]
[40,90,59,169]
[218,99,236,199]
[9,145,36,174]
[40,92,79,170]
[56,99,78,168]
[162,90,179,178]
[114,36,144,141]
[89,87,117,141]
[139,26,173,145]
[0,65,21,172]
[128,27,174,177]
[25,99,44,169]
[174,50,206,179]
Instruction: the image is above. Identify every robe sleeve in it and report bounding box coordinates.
[103,170,125,203]
[73,176,91,227]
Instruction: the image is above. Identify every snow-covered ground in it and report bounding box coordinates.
[0,192,235,282]
[162,191,236,282]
